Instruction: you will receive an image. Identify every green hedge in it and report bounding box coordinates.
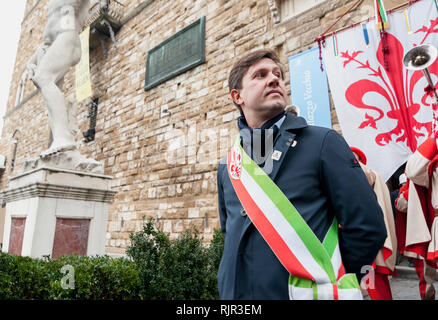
[0,254,141,300]
[0,220,224,300]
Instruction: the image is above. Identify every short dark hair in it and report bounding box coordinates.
[228,49,284,114]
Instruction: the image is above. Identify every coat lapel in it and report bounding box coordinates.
[266,130,297,182]
[263,114,308,182]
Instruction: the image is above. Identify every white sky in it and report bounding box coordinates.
[0,1,26,133]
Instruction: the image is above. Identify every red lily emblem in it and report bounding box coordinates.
[341,17,438,152]
[229,146,242,180]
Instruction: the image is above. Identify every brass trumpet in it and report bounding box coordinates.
[403,44,438,102]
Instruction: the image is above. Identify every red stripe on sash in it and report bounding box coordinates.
[337,264,345,280]
[227,152,315,281]
[333,284,339,300]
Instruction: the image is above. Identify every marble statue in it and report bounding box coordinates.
[25,0,103,174]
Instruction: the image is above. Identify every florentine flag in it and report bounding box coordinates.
[322,0,438,181]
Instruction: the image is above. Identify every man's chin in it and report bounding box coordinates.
[266,104,287,113]
[250,103,287,116]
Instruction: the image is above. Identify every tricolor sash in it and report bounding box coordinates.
[227,137,362,300]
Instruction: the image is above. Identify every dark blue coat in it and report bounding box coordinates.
[216,114,387,300]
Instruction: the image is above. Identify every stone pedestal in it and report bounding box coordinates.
[1,167,116,258]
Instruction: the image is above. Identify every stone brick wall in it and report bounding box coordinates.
[1,0,406,255]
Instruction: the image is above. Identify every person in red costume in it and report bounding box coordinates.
[350,147,397,300]
[395,136,438,300]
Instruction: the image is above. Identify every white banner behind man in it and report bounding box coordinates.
[322,0,438,181]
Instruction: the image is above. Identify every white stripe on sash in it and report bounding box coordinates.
[290,285,363,300]
[331,244,342,279]
[317,284,334,300]
[289,287,314,300]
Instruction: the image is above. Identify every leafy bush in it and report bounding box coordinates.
[46,255,141,300]
[0,253,140,300]
[0,219,225,300]
[0,254,52,299]
[126,219,224,300]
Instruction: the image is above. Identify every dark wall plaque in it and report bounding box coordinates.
[145,16,206,90]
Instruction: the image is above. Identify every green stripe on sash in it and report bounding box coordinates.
[338,273,361,290]
[323,219,338,258]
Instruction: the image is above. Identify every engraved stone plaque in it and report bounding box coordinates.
[145,17,206,90]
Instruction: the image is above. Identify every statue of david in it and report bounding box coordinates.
[27,0,90,155]
[25,0,103,173]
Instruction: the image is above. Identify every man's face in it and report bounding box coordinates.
[231,58,288,119]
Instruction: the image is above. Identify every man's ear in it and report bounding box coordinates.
[230,89,243,107]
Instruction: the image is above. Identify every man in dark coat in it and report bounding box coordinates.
[216,49,387,300]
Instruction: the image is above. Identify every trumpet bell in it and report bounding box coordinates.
[403,44,438,71]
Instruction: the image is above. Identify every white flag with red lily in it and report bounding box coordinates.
[321,0,438,181]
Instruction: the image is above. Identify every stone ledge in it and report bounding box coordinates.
[12,165,112,181]
[10,166,112,190]
[3,166,116,204]
[2,182,116,204]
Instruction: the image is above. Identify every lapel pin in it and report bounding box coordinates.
[291,140,297,147]
[271,150,282,161]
